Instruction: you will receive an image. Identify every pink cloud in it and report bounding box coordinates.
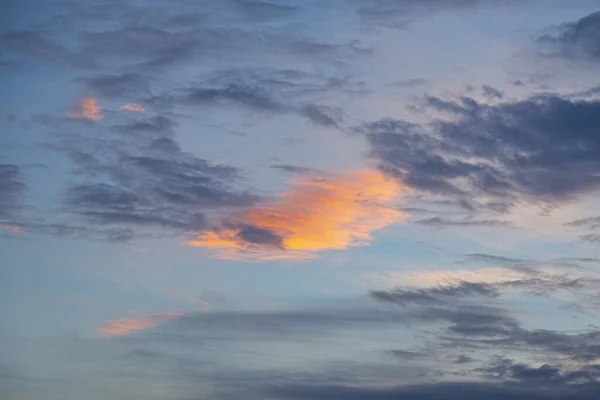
[66,97,103,120]
[120,103,145,112]
[1,225,25,233]
[97,310,183,337]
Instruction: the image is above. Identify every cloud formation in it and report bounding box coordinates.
[120,103,145,112]
[364,93,600,213]
[0,164,25,219]
[97,310,183,336]
[539,11,600,60]
[42,112,261,240]
[188,170,407,260]
[66,97,103,120]
[0,225,25,233]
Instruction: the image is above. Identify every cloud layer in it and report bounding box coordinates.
[188,170,406,259]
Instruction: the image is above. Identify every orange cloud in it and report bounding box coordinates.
[66,97,103,120]
[1,225,25,233]
[97,310,183,337]
[187,169,407,260]
[120,103,145,112]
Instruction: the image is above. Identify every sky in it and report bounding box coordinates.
[1,0,600,399]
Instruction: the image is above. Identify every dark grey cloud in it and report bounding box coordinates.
[375,295,600,364]
[257,380,600,400]
[581,234,600,243]
[454,354,474,364]
[300,104,344,128]
[2,30,97,69]
[0,164,25,219]
[565,217,600,245]
[481,358,600,385]
[81,72,150,99]
[353,0,514,30]
[78,26,198,68]
[482,85,504,100]
[539,11,600,60]
[406,301,600,363]
[45,115,260,240]
[415,217,511,228]
[371,282,499,306]
[185,83,285,112]
[567,216,600,230]
[160,67,364,120]
[364,93,600,212]
[463,253,532,266]
[124,307,406,346]
[2,0,367,81]
[117,115,177,136]
[231,0,299,21]
[387,349,430,360]
[269,164,318,175]
[369,263,600,364]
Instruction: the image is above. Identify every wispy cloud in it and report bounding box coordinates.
[97,310,183,336]
[163,287,210,310]
[66,97,103,120]
[188,170,407,260]
[120,103,145,112]
[0,224,25,233]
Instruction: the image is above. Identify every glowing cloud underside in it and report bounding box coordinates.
[97,311,183,336]
[188,169,407,260]
[120,103,145,112]
[1,225,25,232]
[66,97,103,120]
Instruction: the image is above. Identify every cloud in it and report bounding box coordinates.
[354,0,514,29]
[66,97,103,120]
[187,169,407,260]
[581,234,600,243]
[259,380,600,400]
[185,83,286,112]
[269,164,320,175]
[231,0,299,21]
[374,263,598,299]
[373,286,600,363]
[463,253,534,266]
[300,104,344,128]
[73,18,364,73]
[82,73,150,98]
[371,281,499,306]
[2,30,97,69]
[481,358,600,385]
[538,11,600,60]
[564,217,600,244]
[0,164,26,219]
[566,216,600,230]
[163,287,210,310]
[414,217,512,229]
[120,103,145,112]
[0,224,25,233]
[370,262,600,367]
[44,113,261,240]
[364,93,600,212]
[97,311,184,336]
[140,67,365,126]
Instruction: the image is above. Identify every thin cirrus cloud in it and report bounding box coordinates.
[163,287,211,311]
[66,97,103,120]
[188,169,408,260]
[97,310,184,337]
[120,103,145,112]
